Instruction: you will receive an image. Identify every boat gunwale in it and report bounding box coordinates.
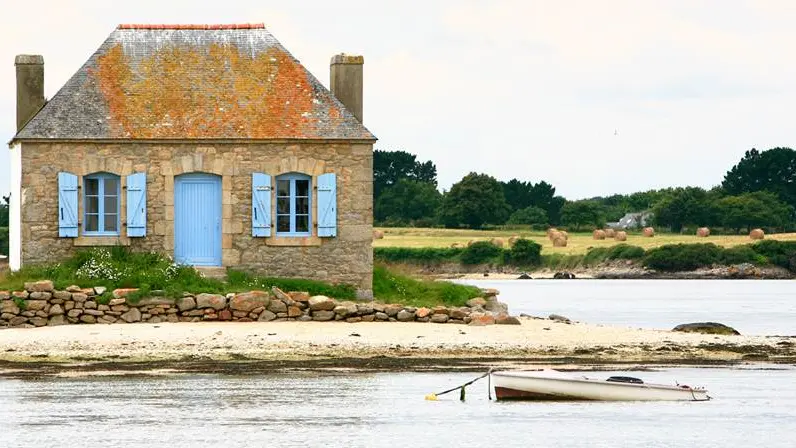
[491,371,707,393]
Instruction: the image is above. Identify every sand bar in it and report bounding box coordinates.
[1,318,793,377]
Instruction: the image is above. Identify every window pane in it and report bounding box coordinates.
[103,196,118,214]
[277,180,290,197]
[104,177,119,195]
[296,215,309,233]
[277,197,290,214]
[296,179,309,197]
[277,216,290,232]
[85,196,99,214]
[85,178,98,196]
[296,197,309,214]
[85,214,99,232]
[104,214,118,232]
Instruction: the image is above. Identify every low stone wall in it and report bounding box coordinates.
[1,281,519,329]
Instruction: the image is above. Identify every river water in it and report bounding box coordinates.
[1,366,795,447]
[458,279,796,335]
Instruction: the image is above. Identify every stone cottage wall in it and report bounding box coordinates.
[18,141,373,295]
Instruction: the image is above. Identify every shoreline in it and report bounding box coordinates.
[415,263,795,281]
[1,319,794,378]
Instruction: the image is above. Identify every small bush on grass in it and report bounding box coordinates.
[508,238,542,266]
[460,241,503,265]
[372,264,481,307]
[751,240,796,271]
[583,244,646,265]
[719,245,761,265]
[643,243,723,271]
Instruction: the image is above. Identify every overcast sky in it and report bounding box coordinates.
[2,0,794,200]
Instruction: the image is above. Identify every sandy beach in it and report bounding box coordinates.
[1,318,793,377]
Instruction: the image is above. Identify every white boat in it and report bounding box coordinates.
[491,369,710,401]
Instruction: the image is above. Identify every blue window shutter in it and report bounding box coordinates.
[126,172,147,237]
[252,173,272,237]
[58,172,78,237]
[317,173,337,237]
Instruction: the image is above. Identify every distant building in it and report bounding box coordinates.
[606,211,653,230]
[9,24,376,297]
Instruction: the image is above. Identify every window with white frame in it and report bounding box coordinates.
[275,173,311,236]
[83,173,120,235]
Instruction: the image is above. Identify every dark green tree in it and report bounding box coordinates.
[373,150,438,200]
[440,173,510,228]
[375,179,442,226]
[506,206,548,226]
[560,200,605,230]
[722,147,796,209]
[501,179,534,210]
[652,187,712,232]
[715,191,794,233]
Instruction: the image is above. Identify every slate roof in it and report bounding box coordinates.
[14,24,375,141]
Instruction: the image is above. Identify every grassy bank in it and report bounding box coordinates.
[373,227,796,255]
[0,248,482,307]
[375,240,796,274]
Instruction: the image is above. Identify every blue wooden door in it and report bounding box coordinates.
[174,173,222,266]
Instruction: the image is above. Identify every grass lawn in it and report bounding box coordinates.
[373,227,796,255]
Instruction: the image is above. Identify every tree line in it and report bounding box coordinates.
[374,147,796,233]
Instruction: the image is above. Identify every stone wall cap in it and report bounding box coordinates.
[15,55,44,65]
[331,54,364,65]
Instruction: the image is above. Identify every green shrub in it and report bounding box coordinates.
[508,238,542,266]
[372,265,480,307]
[751,240,796,271]
[373,247,462,264]
[460,241,503,265]
[643,243,723,271]
[583,244,645,265]
[719,245,760,265]
[607,244,646,260]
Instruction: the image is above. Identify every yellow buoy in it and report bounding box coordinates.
[424,394,438,401]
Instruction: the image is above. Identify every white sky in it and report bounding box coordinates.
[1,0,794,199]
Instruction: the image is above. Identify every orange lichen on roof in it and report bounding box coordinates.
[118,24,265,30]
[93,43,317,139]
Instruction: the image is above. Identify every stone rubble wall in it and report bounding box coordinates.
[1,281,520,328]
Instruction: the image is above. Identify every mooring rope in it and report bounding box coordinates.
[425,368,494,401]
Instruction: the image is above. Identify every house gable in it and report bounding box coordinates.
[14,24,375,141]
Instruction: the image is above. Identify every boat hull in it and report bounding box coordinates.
[492,371,710,402]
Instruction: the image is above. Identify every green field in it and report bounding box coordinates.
[373,227,796,255]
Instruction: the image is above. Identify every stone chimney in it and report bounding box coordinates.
[15,55,45,132]
[330,54,364,123]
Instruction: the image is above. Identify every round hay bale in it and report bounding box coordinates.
[604,228,616,238]
[372,229,385,240]
[548,230,561,241]
[508,236,520,247]
[552,236,568,247]
[615,231,628,241]
[491,238,504,248]
[560,231,569,240]
[592,229,606,240]
[749,228,765,240]
[642,227,655,237]
[546,228,558,238]
[696,227,710,238]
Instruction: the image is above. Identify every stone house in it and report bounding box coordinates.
[8,24,376,297]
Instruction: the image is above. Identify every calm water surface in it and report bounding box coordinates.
[458,279,796,335]
[1,367,795,448]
